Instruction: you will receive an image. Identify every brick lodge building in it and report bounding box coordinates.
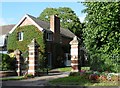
[0,14,76,68]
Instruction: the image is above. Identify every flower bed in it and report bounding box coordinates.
[72,70,120,83]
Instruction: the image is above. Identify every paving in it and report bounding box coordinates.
[0,70,119,88]
[1,71,70,87]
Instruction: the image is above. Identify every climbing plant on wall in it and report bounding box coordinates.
[7,25,46,58]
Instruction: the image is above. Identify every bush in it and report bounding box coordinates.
[81,67,90,71]
[8,49,14,53]
[0,53,16,71]
[69,72,80,76]
[24,74,34,78]
[80,70,93,79]
[89,74,100,83]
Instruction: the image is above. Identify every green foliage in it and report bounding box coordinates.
[38,7,83,38]
[7,25,46,69]
[0,53,16,71]
[38,56,47,71]
[58,67,71,72]
[50,76,118,86]
[49,76,90,85]
[81,67,90,71]
[25,74,34,78]
[49,71,119,86]
[0,76,25,81]
[7,25,45,53]
[82,2,120,72]
[53,43,65,67]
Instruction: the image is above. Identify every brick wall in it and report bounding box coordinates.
[20,17,33,26]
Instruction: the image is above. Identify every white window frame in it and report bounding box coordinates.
[18,32,23,41]
[46,32,53,41]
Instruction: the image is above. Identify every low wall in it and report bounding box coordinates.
[0,71,17,77]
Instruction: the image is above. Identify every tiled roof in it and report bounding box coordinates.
[0,24,15,35]
[27,14,75,38]
[27,14,50,30]
[0,15,75,38]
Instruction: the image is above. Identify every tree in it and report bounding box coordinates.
[82,2,120,72]
[38,7,83,39]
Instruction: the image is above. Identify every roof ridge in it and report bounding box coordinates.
[26,14,48,23]
[26,14,75,38]
[27,14,70,30]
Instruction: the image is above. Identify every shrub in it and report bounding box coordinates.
[8,49,14,53]
[69,72,80,76]
[80,71,93,79]
[81,67,90,71]
[26,74,34,78]
[89,74,100,83]
[0,53,16,71]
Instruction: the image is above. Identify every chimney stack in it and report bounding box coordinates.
[50,15,60,43]
[50,15,60,33]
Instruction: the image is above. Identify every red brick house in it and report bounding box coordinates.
[8,14,75,68]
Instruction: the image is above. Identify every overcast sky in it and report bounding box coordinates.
[0,2,86,26]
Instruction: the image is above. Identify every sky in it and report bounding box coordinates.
[0,2,86,26]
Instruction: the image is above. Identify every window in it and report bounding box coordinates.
[65,53,71,60]
[18,32,23,41]
[46,33,53,41]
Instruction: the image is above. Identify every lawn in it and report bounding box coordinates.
[57,67,90,72]
[58,67,71,72]
[49,76,119,86]
[0,76,25,81]
[0,74,34,81]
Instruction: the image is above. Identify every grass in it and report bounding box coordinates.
[49,76,119,86]
[58,67,71,72]
[0,76,25,81]
[58,67,90,72]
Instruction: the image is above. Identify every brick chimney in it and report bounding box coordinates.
[50,15,60,33]
[50,15,60,43]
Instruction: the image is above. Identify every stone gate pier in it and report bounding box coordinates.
[14,49,22,76]
[28,39,40,76]
[70,36,80,72]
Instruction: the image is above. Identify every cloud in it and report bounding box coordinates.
[79,16,85,23]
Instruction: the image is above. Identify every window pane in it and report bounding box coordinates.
[18,32,23,41]
[46,33,52,41]
[21,32,23,40]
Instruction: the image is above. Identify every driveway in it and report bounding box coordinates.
[1,72,119,88]
[1,72,69,88]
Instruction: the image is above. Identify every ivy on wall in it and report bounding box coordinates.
[7,25,45,55]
